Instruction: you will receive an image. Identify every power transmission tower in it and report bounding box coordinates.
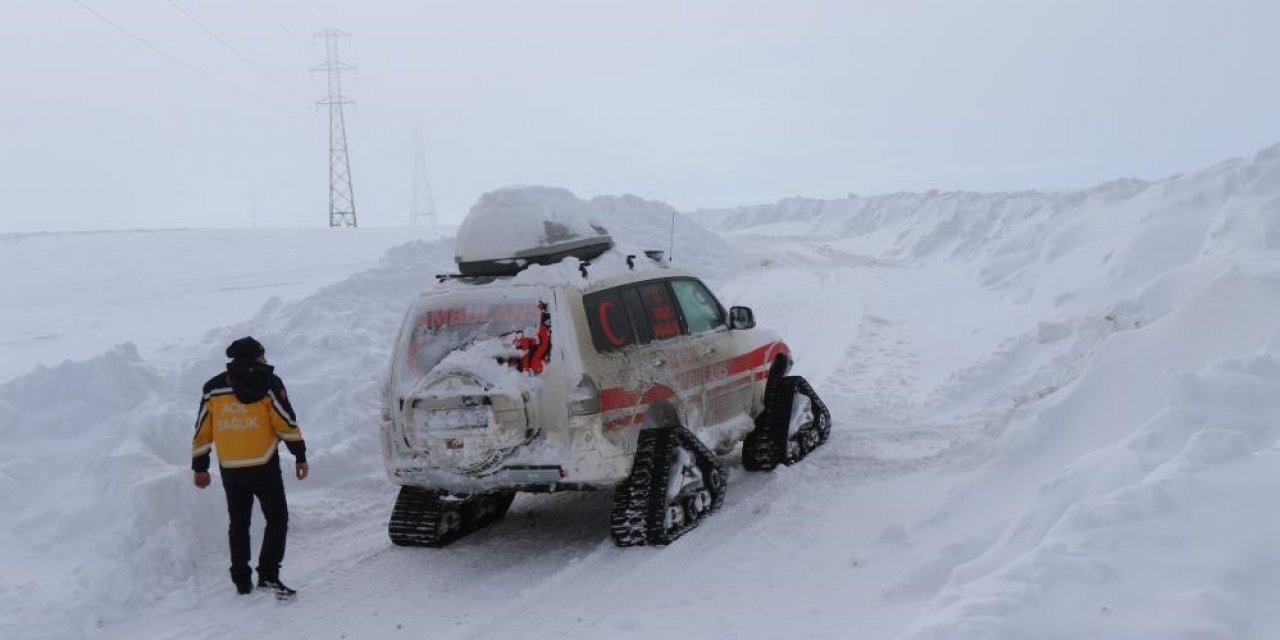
[410,125,439,232]
[315,29,357,228]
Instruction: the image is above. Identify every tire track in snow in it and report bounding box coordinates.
[777,240,1004,479]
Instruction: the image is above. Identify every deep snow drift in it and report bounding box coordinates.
[5,146,1280,639]
[698,143,1280,639]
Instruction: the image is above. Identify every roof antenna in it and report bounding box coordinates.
[667,207,676,263]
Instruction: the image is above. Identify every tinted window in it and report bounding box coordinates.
[584,289,636,352]
[670,279,725,334]
[621,286,654,345]
[638,282,683,340]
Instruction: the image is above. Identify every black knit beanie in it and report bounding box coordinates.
[225,336,265,362]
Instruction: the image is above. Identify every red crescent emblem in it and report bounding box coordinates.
[598,301,625,346]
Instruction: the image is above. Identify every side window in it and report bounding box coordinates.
[637,282,683,341]
[583,289,636,352]
[621,286,654,345]
[670,279,725,334]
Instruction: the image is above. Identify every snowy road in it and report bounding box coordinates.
[91,236,1000,640]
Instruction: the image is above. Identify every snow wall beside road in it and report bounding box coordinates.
[698,143,1280,639]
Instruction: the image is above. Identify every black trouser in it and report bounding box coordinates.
[222,461,289,582]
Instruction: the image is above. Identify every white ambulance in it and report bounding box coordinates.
[381,193,830,547]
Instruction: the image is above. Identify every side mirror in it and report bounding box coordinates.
[729,306,756,330]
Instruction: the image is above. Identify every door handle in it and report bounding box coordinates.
[699,346,716,358]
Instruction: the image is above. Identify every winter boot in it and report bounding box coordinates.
[257,576,297,600]
[230,568,254,595]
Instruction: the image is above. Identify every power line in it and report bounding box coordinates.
[68,0,309,116]
[248,0,297,38]
[247,0,321,67]
[165,0,312,101]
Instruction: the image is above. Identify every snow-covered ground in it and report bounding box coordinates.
[0,228,440,382]
[5,146,1280,639]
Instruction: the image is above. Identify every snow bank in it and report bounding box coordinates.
[904,351,1280,639]
[896,263,1280,639]
[696,144,1280,279]
[701,143,1280,638]
[0,343,197,638]
[0,238,458,639]
[901,147,1280,637]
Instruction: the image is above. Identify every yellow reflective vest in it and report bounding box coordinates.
[192,386,304,469]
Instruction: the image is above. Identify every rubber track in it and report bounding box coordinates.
[783,376,832,464]
[742,375,789,471]
[388,487,514,547]
[742,375,831,470]
[610,426,727,547]
[609,431,657,547]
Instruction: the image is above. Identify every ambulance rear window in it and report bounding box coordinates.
[584,289,636,352]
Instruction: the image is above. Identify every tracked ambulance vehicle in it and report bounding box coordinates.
[381,188,831,547]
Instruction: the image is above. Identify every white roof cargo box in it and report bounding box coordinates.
[455,186,614,277]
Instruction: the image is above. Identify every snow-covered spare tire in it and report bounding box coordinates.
[455,186,614,276]
[403,371,532,475]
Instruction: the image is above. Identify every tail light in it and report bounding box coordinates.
[569,374,600,416]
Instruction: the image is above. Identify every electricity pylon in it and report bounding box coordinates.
[410,125,438,231]
[315,29,356,228]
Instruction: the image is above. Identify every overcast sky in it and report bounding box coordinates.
[3,0,1279,232]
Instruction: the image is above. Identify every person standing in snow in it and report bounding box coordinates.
[191,336,309,598]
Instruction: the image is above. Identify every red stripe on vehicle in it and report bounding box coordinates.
[599,385,676,412]
[727,341,789,377]
[596,341,788,414]
[604,412,648,431]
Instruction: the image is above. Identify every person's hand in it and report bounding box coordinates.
[295,462,309,481]
[193,471,211,489]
